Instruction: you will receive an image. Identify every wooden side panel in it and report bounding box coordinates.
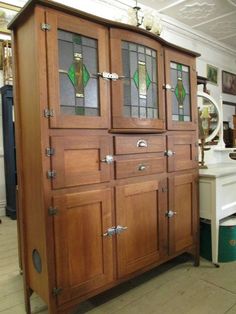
[51,135,111,188]
[116,179,168,278]
[12,6,51,304]
[168,172,198,255]
[53,189,113,305]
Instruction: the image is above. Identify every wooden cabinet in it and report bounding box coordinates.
[168,172,198,255]
[164,49,197,131]
[116,179,168,278]
[53,189,113,305]
[110,28,165,131]
[10,1,199,313]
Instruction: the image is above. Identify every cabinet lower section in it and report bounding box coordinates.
[49,171,198,312]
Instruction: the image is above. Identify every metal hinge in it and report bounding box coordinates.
[41,23,51,31]
[52,287,62,297]
[45,147,55,157]
[48,207,58,216]
[47,170,56,179]
[44,109,54,118]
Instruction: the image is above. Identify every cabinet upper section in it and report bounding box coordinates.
[10,0,200,132]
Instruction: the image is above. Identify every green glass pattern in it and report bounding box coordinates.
[58,29,99,116]
[171,61,190,122]
[122,40,158,119]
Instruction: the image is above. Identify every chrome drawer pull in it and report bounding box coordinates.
[101,155,114,164]
[137,139,148,148]
[138,164,146,171]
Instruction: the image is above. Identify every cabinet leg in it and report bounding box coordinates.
[24,286,33,314]
[194,254,200,267]
[211,218,219,266]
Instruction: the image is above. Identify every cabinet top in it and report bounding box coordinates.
[8,0,200,58]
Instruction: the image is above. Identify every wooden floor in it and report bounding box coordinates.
[1,216,236,314]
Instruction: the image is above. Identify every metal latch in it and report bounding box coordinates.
[116,225,128,234]
[97,72,125,81]
[163,84,174,91]
[41,23,51,31]
[47,170,56,179]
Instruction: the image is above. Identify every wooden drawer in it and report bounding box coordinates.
[114,135,165,155]
[115,155,166,179]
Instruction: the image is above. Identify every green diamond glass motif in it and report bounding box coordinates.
[175,78,186,109]
[68,62,90,92]
[146,71,151,90]
[133,70,139,89]
[82,64,90,87]
[132,66,152,95]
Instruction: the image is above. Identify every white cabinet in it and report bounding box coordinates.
[199,163,236,265]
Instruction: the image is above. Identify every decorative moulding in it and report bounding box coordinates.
[178,2,215,20]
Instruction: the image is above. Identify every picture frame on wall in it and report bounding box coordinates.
[0,2,20,35]
[222,71,236,96]
[206,64,218,85]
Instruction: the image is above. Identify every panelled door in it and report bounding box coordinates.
[116,179,168,278]
[167,133,198,172]
[50,135,112,189]
[165,48,197,131]
[110,28,165,131]
[168,172,198,255]
[46,11,110,128]
[53,189,113,305]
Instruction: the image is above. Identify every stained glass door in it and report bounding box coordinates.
[46,12,109,128]
[110,29,165,131]
[165,49,197,130]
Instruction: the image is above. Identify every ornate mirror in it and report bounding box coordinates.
[197,91,221,144]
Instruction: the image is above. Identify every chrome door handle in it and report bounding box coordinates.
[166,210,177,218]
[101,155,114,164]
[103,227,116,237]
[165,150,175,157]
[116,225,128,234]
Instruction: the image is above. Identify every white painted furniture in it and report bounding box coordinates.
[199,163,236,266]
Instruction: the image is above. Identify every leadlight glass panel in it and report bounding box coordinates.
[170,61,191,122]
[58,29,99,116]
[122,40,158,119]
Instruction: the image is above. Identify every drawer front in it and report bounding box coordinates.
[114,135,165,155]
[115,156,166,179]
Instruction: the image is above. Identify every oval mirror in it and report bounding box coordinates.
[197,91,221,144]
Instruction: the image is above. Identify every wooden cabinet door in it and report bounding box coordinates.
[46,11,110,128]
[110,28,165,131]
[168,172,198,255]
[167,133,198,172]
[53,189,113,305]
[116,179,168,278]
[50,135,111,189]
[164,48,197,130]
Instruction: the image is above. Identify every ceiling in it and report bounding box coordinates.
[138,0,236,51]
